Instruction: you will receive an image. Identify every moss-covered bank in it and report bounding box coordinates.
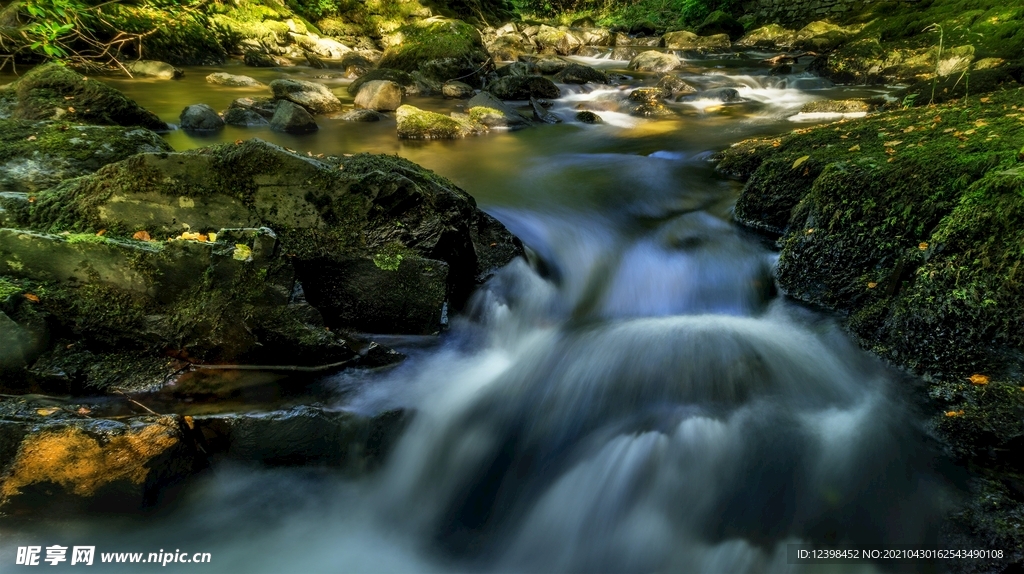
[718,86,1024,569]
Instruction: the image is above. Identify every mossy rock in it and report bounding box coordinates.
[486,75,560,100]
[396,104,483,139]
[101,3,227,66]
[0,119,172,193]
[376,18,491,85]
[0,407,201,514]
[24,139,521,334]
[736,24,796,50]
[347,68,417,96]
[8,63,167,131]
[695,10,743,41]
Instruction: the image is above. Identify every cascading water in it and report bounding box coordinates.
[0,54,957,573]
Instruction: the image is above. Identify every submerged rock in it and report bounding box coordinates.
[5,63,167,131]
[223,107,270,127]
[575,110,601,123]
[206,72,264,87]
[628,51,682,72]
[179,103,225,131]
[126,60,183,80]
[270,100,318,133]
[193,406,408,469]
[335,108,385,122]
[0,119,172,192]
[487,75,561,100]
[442,81,475,99]
[354,80,402,111]
[269,78,342,114]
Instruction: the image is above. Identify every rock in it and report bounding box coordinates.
[737,24,796,50]
[535,25,582,55]
[628,51,682,72]
[228,97,277,119]
[347,69,417,96]
[25,140,523,335]
[628,87,667,104]
[662,31,731,52]
[571,16,595,28]
[467,92,531,128]
[530,97,561,124]
[535,56,570,74]
[179,104,224,131]
[800,99,870,114]
[206,72,264,87]
[657,74,697,96]
[695,10,744,41]
[377,18,491,84]
[243,50,279,68]
[223,107,269,127]
[270,100,318,133]
[305,52,327,69]
[0,119,172,192]
[126,60,183,80]
[794,21,856,51]
[443,81,475,99]
[339,51,377,78]
[553,63,607,84]
[292,34,351,59]
[575,110,601,123]
[269,79,342,114]
[486,34,529,62]
[631,36,663,48]
[629,21,658,36]
[497,61,540,77]
[0,311,29,374]
[354,80,402,111]
[335,109,385,122]
[487,75,561,100]
[396,104,482,140]
[679,87,742,103]
[0,406,201,514]
[193,406,407,469]
[7,63,167,131]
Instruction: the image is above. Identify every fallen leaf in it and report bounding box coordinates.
[68,106,76,113]
[96,229,107,237]
[208,232,218,242]
[36,408,60,416]
[805,228,815,235]
[233,244,253,261]
[76,407,91,415]
[980,97,991,103]
[883,140,903,147]
[64,95,74,100]
[24,293,40,303]
[968,374,989,385]
[867,282,878,289]
[26,135,37,141]
[848,144,861,152]
[792,155,810,169]
[945,410,965,417]
[184,415,194,429]
[918,242,928,250]
[132,230,152,241]
[234,139,243,145]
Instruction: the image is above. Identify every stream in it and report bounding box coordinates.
[0,50,959,572]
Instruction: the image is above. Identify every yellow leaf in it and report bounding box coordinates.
[848,144,861,152]
[805,228,815,235]
[968,374,989,385]
[918,242,928,250]
[883,140,903,147]
[24,293,40,303]
[208,232,218,243]
[233,244,253,261]
[867,282,878,289]
[26,135,37,141]
[96,229,106,237]
[792,155,810,169]
[945,410,965,417]
[36,408,59,416]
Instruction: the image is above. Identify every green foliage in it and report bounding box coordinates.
[513,0,735,31]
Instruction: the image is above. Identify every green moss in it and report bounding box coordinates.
[65,233,109,245]
[0,277,22,301]
[98,3,228,66]
[377,19,487,83]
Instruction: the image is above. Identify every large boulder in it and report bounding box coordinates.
[354,80,402,111]
[0,119,172,192]
[24,140,522,335]
[179,104,224,131]
[487,75,561,100]
[377,18,491,85]
[794,21,857,51]
[269,100,318,133]
[442,81,475,99]
[269,78,342,114]
[6,63,168,131]
[347,69,417,96]
[125,60,183,80]
[628,51,682,72]
[223,107,270,127]
[535,25,583,55]
[396,105,483,140]
[206,72,264,87]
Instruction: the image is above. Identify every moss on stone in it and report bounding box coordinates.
[377,19,488,83]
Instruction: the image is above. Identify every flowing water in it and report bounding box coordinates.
[1,52,958,572]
